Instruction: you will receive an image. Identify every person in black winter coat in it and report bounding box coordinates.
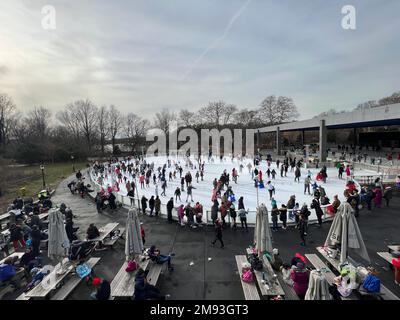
[141,196,148,214]
[311,197,323,226]
[166,198,174,222]
[10,224,26,251]
[86,224,100,240]
[134,268,168,300]
[30,225,42,257]
[108,192,117,210]
[149,196,155,216]
[211,220,224,248]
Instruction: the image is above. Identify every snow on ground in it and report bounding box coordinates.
[93,155,379,224]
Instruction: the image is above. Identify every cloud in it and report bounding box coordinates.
[0,0,399,120]
[182,0,252,80]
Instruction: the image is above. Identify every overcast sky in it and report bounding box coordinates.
[0,0,399,120]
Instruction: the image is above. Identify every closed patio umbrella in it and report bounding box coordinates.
[48,208,70,261]
[254,204,273,256]
[325,202,370,264]
[125,208,143,261]
[305,270,332,300]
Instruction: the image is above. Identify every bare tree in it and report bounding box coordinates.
[60,99,98,151]
[233,108,260,127]
[259,95,299,124]
[198,100,237,128]
[223,104,238,125]
[0,93,17,146]
[108,105,122,154]
[179,109,195,127]
[154,108,176,135]
[124,113,149,153]
[378,91,400,106]
[26,106,52,139]
[98,105,110,155]
[275,96,299,123]
[259,95,277,124]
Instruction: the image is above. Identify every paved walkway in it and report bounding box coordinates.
[5,171,400,300]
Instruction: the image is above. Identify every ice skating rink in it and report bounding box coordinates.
[93,156,379,223]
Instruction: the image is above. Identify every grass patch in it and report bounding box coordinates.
[0,161,88,212]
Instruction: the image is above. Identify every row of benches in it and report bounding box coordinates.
[236,247,400,301]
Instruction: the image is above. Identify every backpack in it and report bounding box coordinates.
[242,270,254,283]
[362,274,381,293]
[125,260,138,272]
[249,255,263,271]
[76,263,92,279]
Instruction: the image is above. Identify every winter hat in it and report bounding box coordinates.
[92,277,102,286]
[295,253,306,263]
[273,248,279,255]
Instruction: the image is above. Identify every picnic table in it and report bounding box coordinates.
[258,256,285,297]
[111,259,150,299]
[377,251,395,270]
[87,223,119,242]
[50,257,101,300]
[25,262,76,299]
[245,248,285,297]
[235,255,260,300]
[317,246,400,300]
[388,245,400,253]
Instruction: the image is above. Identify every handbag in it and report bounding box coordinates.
[242,270,254,283]
[125,260,138,272]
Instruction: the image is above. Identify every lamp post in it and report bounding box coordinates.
[40,164,46,188]
[71,155,75,172]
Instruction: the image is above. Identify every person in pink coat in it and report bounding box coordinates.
[177,205,185,226]
[345,165,351,178]
[373,187,383,208]
[258,170,263,182]
[290,262,310,300]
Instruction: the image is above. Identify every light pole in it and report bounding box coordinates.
[40,164,46,188]
[71,155,75,173]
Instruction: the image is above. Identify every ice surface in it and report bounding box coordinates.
[95,156,378,223]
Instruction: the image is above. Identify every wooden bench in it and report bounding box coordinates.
[275,272,299,300]
[0,252,24,265]
[25,263,76,299]
[50,257,101,300]
[111,259,149,299]
[235,255,260,300]
[147,263,163,287]
[388,245,400,253]
[317,247,400,301]
[87,222,119,243]
[16,293,30,300]
[377,251,394,266]
[103,228,125,247]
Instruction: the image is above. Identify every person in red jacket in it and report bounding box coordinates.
[392,256,400,285]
